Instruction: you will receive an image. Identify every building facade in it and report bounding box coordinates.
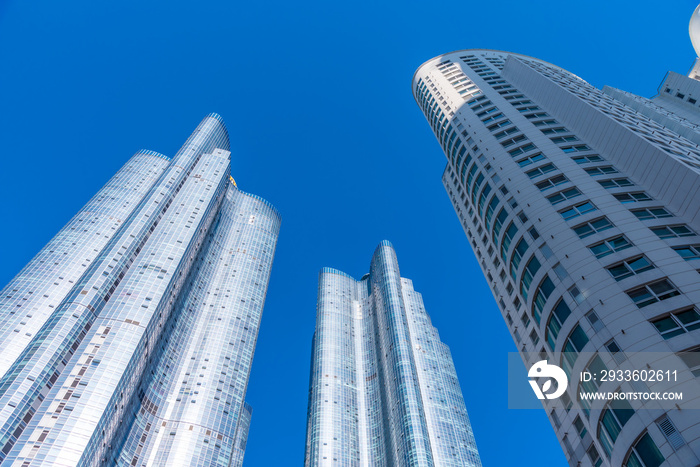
[0,114,281,466]
[304,241,482,467]
[413,47,700,467]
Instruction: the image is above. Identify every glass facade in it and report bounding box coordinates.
[0,114,280,466]
[304,241,482,467]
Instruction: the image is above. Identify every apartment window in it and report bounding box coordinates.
[677,347,700,377]
[560,201,596,220]
[535,174,567,191]
[631,207,672,220]
[487,119,512,131]
[562,325,590,374]
[525,162,556,178]
[569,285,585,304]
[500,134,527,148]
[541,127,568,135]
[651,307,700,338]
[624,432,664,467]
[586,310,604,332]
[520,256,541,300]
[574,416,588,439]
[547,187,581,205]
[517,153,546,168]
[587,444,603,467]
[551,135,579,143]
[545,299,572,349]
[529,329,540,346]
[500,222,518,261]
[606,256,654,281]
[584,165,618,176]
[573,154,604,164]
[627,279,680,308]
[651,225,695,239]
[606,339,626,364]
[589,235,632,258]
[561,144,591,153]
[531,276,555,324]
[508,143,537,157]
[598,399,635,458]
[599,178,634,189]
[673,244,700,261]
[510,238,530,279]
[528,227,540,240]
[573,217,613,239]
[492,208,508,243]
[614,192,652,203]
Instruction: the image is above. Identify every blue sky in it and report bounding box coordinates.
[0,0,697,465]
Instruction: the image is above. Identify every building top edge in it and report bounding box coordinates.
[411,48,567,87]
[233,183,282,222]
[135,149,170,161]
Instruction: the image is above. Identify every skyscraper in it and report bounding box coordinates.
[413,40,700,467]
[0,114,281,466]
[304,241,482,467]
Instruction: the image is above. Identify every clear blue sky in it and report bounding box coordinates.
[0,1,696,465]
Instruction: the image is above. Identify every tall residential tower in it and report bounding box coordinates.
[304,241,482,467]
[412,39,700,467]
[0,114,281,466]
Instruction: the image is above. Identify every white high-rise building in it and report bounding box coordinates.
[412,16,700,467]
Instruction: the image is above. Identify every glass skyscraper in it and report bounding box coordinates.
[0,114,281,466]
[412,35,700,467]
[304,241,482,467]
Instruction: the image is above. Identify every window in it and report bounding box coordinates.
[517,153,546,168]
[560,201,596,220]
[531,276,555,324]
[589,235,632,258]
[631,208,672,220]
[586,310,604,332]
[584,166,618,176]
[624,432,664,467]
[573,217,613,239]
[551,135,579,143]
[545,299,572,349]
[673,244,700,261]
[652,308,700,339]
[500,134,527,148]
[573,154,604,164]
[651,225,695,239]
[547,187,581,205]
[627,279,680,308]
[614,192,652,203]
[587,444,603,467]
[606,256,654,281]
[541,127,568,135]
[562,325,589,375]
[677,347,700,377]
[528,227,540,240]
[606,339,626,363]
[529,329,540,346]
[525,162,556,178]
[569,285,584,304]
[574,416,587,439]
[520,256,541,300]
[535,174,567,191]
[508,143,537,157]
[510,238,530,279]
[598,399,635,458]
[599,178,634,189]
[487,119,512,131]
[500,222,518,261]
[492,208,508,243]
[561,144,591,153]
